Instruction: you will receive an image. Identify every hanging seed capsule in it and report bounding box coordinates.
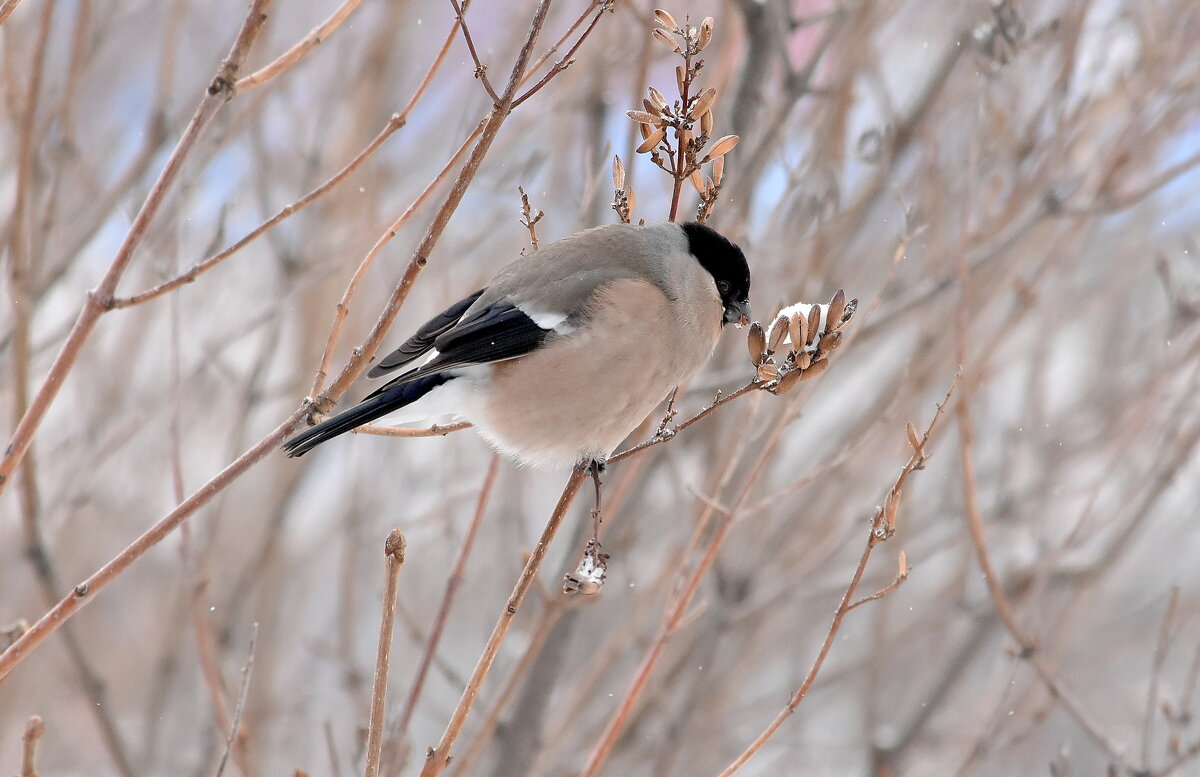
[767,314,790,353]
[906,422,922,453]
[654,8,679,30]
[639,121,652,140]
[806,305,822,345]
[828,288,847,331]
[773,366,804,395]
[654,28,681,54]
[648,86,668,111]
[627,109,660,126]
[626,186,637,214]
[691,87,717,119]
[676,66,685,95]
[700,109,713,137]
[698,16,714,50]
[830,297,859,332]
[757,362,780,383]
[705,134,740,160]
[794,351,812,370]
[612,155,625,190]
[747,321,766,364]
[637,127,666,154]
[799,357,830,381]
[689,168,705,194]
[712,154,724,186]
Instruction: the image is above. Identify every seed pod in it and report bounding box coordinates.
[712,154,724,186]
[698,16,714,50]
[654,8,679,30]
[793,351,812,370]
[689,168,705,194]
[773,366,804,395]
[706,134,740,160]
[828,288,846,331]
[637,127,666,154]
[627,109,660,126]
[906,422,922,453]
[883,487,902,532]
[691,87,717,119]
[639,121,652,140]
[648,86,668,111]
[612,155,625,190]
[787,313,803,354]
[820,330,843,354]
[643,98,661,116]
[700,109,713,137]
[799,357,830,381]
[676,66,685,95]
[747,321,766,364]
[767,314,790,352]
[806,305,822,345]
[626,186,636,214]
[830,297,859,332]
[756,362,779,383]
[653,28,681,54]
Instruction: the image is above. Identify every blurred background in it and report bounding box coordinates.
[2,0,1200,775]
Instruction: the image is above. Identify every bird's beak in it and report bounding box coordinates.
[725,300,751,328]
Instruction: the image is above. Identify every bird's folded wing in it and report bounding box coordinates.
[362,300,555,399]
[367,288,486,378]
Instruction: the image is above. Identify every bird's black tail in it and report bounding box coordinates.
[282,373,452,457]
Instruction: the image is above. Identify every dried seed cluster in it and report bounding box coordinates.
[563,538,609,596]
[614,9,740,224]
[747,289,857,396]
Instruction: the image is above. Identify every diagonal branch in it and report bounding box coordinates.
[0,0,272,499]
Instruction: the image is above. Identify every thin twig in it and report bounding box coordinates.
[353,421,473,438]
[21,715,45,777]
[449,0,501,103]
[394,456,499,736]
[712,377,958,777]
[111,5,465,309]
[1143,588,1181,771]
[0,407,305,683]
[365,531,407,777]
[510,1,610,109]
[518,186,543,251]
[609,382,757,463]
[214,623,259,777]
[418,467,588,777]
[313,0,557,412]
[0,0,272,498]
[234,0,365,94]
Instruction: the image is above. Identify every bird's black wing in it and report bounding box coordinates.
[367,288,486,378]
[362,300,552,399]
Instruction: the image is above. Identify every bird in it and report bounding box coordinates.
[282,221,751,468]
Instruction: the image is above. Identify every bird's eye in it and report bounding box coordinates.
[717,280,731,294]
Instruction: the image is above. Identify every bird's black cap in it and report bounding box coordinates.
[682,222,751,325]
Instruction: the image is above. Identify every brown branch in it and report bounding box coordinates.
[418,467,588,777]
[314,0,557,410]
[214,623,259,777]
[307,119,485,399]
[393,456,499,737]
[0,0,23,26]
[1144,588,1181,771]
[111,6,464,309]
[449,0,501,104]
[957,382,1127,765]
[365,531,406,777]
[609,381,758,463]
[352,421,473,438]
[510,0,610,109]
[234,0,366,94]
[0,0,272,498]
[21,715,44,777]
[711,377,958,777]
[0,407,305,683]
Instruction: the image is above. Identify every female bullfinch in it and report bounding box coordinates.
[283,221,751,468]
